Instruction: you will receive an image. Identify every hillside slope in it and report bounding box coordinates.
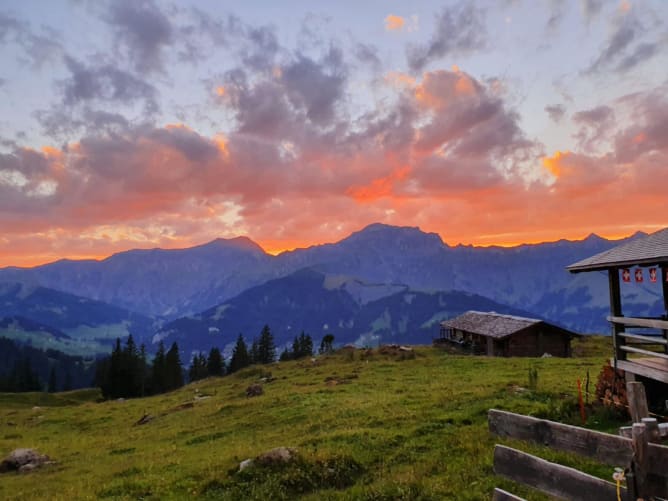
[0,342,612,500]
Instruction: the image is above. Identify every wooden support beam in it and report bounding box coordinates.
[608,270,625,361]
[632,423,648,498]
[662,264,668,354]
[492,487,526,501]
[493,445,621,501]
[626,381,650,424]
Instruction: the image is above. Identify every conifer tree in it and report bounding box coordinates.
[319,334,335,354]
[139,344,148,397]
[165,342,184,391]
[151,341,166,394]
[297,332,313,358]
[206,347,224,376]
[188,353,208,382]
[228,334,250,373]
[48,367,57,393]
[250,338,259,365]
[279,347,291,361]
[257,325,276,364]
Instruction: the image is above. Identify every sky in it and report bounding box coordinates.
[0,0,667,267]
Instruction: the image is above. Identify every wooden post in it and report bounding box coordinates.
[626,381,650,423]
[662,264,668,354]
[632,423,648,499]
[608,268,625,361]
[641,417,661,443]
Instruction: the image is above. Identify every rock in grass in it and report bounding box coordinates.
[255,447,297,466]
[0,448,51,473]
[239,458,254,471]
[245,384,263,397]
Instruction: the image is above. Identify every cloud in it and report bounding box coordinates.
[545,104,566,122]
[546,0,566,32]
[60,56,158,110]
[104,0,174,73]
[353,43,381,70]
[581,0,605,22]
[572,105,615,152]
[385,15,405,31]
[406,3,486,72]
[0,11,62,67]
[34,56,158,140]
[586,7,663,74]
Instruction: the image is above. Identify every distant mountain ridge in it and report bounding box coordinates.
[0,224,663,354]
[155,268,540,356]
[0,282,155,355]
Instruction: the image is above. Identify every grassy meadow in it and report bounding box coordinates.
[0,336,624,500]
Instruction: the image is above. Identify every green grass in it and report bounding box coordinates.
[0,336,622,500]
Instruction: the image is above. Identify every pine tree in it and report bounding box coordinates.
[296,332,313,359]
[165,342,184,391]
[109,338,123,398]
[250,338,259,365]
[122,335,140,397]
[188,353,208,382]
[257,325,276,364]
[279,347,291,361]
[48,367,57,393]
[319,334,335,354]
[63,369,72,392]
[207,347,224,376]
[151,341,166,394]
[139,344,148,397]
[228,334,250,373]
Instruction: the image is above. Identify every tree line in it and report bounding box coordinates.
[0,337,95,393]
[94,326,326,398]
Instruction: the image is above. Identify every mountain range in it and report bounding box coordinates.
[0,223,664,357]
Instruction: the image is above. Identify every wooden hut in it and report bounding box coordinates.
[567,227,668,384]
[437,311,577,357]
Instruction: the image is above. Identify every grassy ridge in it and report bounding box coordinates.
[0,338,617,500]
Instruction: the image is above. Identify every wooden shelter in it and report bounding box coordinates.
[438,311,577,357]
[567,227,668,384]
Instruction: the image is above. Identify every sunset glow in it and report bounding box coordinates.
[0,1,666,268]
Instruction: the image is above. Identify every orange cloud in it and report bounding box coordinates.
[347,165,410,202]
[384,14,405,31]
[542,150,569,178]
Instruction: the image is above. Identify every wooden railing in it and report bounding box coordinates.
[608,316,668,362]
[489,406,668,499]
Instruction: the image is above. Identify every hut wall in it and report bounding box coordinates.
[506,326,570,357]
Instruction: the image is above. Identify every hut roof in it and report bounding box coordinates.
[567,227,668,273]
[440,311,547,339]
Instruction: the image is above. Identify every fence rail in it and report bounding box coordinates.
[489,389,668,500]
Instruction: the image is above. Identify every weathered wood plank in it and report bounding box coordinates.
[608,315,668,330]
[619,332,668,345]
[493,445,621,501]
[632,423,648,497]
[489,409,632,466]
[492,487,526,501]
[620,345,668,360]
[626,381,650,423]
[488,409,668,477]
[615,358,668,384]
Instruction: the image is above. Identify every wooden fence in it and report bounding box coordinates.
[489,383,668,500]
